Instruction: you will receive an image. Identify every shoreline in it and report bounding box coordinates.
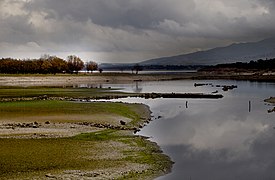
[0,73,193,86]
[0,72,275,87]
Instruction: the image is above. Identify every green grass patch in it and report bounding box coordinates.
[73,129,118,141]
[0,100,142,124]
[0,135,124,179]
[118,136,173,179]
[0,131,172,179]
[0,86,132,99]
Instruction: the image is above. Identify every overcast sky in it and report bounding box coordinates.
[1,0,275,63]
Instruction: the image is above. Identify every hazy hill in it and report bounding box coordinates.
[140,37,275,66]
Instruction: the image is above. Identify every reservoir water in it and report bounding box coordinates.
[100,80,275,180]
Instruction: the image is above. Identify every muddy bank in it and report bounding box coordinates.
[0,73,196,86]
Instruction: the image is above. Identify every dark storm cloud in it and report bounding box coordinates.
[261,0,275,8]
[26,0,196,29]
[0,16,32,43]
[1,0,275,62]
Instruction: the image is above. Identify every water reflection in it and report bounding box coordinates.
[146,99,274,180]
[102,80,275,180]
[160,130,275,180]
[132,81,143,93]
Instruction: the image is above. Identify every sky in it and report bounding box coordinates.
[1,0,275,63]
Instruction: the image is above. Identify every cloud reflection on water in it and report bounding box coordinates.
[103,80,275,180]
[148,97,275,180]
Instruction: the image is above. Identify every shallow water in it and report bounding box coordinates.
[99,80,275,180]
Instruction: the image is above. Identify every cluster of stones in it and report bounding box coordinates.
[1,117,152,133]
[45,167,152,179]
[75,122,140,132]
[76,118,152,133]
[3,121,42,129]
[0,96,61,102]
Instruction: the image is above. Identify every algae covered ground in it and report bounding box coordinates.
[0,130,171,179]
[0,86,173,179]
[0,100,141,125]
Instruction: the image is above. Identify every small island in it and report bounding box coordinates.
[265,97,275,113]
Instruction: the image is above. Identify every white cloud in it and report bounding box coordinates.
[0,0,29,18]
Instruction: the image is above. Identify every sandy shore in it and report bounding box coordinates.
[0,73,194,86]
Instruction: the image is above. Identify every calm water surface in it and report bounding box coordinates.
[101,80,275,180]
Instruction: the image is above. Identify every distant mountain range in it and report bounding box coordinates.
[100,37,275,70]
[140,37,275,66]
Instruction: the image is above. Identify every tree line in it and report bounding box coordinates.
[0,55,98,74]
[200,58,275,72]
[215,58,275,70]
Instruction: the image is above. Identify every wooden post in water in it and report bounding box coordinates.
[248,100,251,112]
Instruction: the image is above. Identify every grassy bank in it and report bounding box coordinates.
[0,130,172,179]
[0,100,141,124]
[0,86,134,99]
[0,86,173,179]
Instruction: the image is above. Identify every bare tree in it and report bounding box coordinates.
[67,55,84,74]
[133,63,143,74]
[86,61,98,73]
[49,56,68,74]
